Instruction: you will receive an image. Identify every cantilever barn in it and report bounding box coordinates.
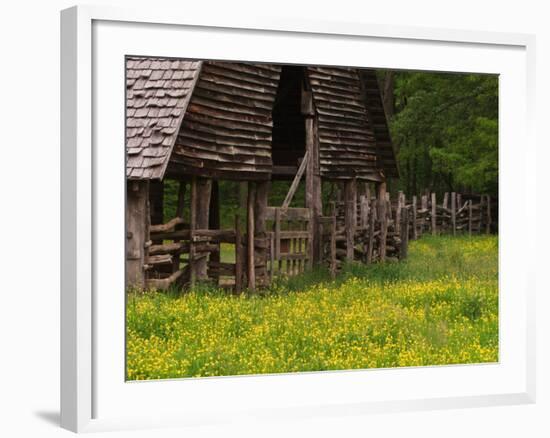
[126,58,398,292]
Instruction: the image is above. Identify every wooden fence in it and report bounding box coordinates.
[320,191,496,276]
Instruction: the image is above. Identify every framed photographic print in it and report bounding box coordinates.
[61,5,536,433]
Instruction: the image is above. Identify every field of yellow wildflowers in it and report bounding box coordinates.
[126,235,498,380]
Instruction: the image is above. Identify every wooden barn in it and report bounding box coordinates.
[126,57,398,291]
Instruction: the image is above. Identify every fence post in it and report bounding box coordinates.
[400,207,409,259]
[234,215,243,294]
[451,192,457,236]
[395,191,403,235]
[247,182,256,291]
[443,192,449,210]
[468,200,473,236]
[479,195,485,233]
[431,192,437,235]
[189,176,197,289]
[378,183,387,263]
[330,203,337,278]
[367,199,375,264]
[412,196,418,240]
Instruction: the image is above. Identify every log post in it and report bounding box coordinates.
[209,180,220,285]
[254,180,269,285]
[468,200,473,236]
[126,180,150,289]
[247,182,256,291]
[366,198,375,264]
[378,182,387,263]
[431,192,437,236]
[412,195,418,240]
[395,190,403,235]
[274,208,281,273]
[479,195,485,233]
[303,88,322,266]
[344,179,357,262]
[400,207,409,259]
[195,177,212,279]
[189,177,197,289]
[443,192,449,210]
[451,192,457,236]
[234,215,243,294]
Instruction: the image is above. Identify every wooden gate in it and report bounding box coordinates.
[266,207,313,280]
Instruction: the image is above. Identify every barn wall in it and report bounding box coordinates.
[167,62,282,181]
[307,66,381,181]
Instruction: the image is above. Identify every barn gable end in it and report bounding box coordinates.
[167,62,282,180]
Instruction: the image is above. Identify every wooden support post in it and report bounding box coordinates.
[274,208,281,273]
[195,177,212,279]
[457,193,462,210]
[255,180,269,286]
[126,180,150,289]
[303,88,322,266]
[209,180,220,285]
[468,200,473,236]
[451,192,457,236]
[400,207,409,259]
[247,182,256,291]
[360,195,369,229]
[269,232,275,284]
[366,199,375,264]
[486,195,491,234]
[378,182,387,263]
[330,202,337,278]
[431,192,437,236]
[189,177,197,289]
[395,190,403,235]
[412,195,418,240]
[479,195,485,233]
[443,192,449,210]
[344,179,357,262]
[234,215,243,294]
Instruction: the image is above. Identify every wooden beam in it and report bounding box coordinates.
[378,182,387,263]
[189,177,197,289]
[282,150,309,209]
[126,180,149,289]
[234,215,243,294]
[255,180,269,285]
[431,192,437,235]
[195,177,212,279]
[344,179,357,262]
[247,182,256,291]
[451,192,457,236]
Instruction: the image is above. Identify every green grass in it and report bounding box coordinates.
[126,235,498,379]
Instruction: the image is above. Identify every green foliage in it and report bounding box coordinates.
[126,235,498,379]
[387,71,498,196]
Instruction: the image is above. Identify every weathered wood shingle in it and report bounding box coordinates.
[166,62,281,180]
[126,57,202,179]
[307,66,382,181]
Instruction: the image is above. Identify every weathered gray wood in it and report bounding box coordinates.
[126,180,149,289]
[208,180,220,284]
[412,196,418,240]
[234,215,243,293]
[395,191,403,235]
[265,207,310,221]
[195,177,212,279]
[189,177,197,288]
[146,268,186,291]
[360,195,369,228]
[269,232,275,283]
[451,192,456,236]
[431,192,437,235]
[255,180,269,285]
[400,207,409,259]
[344,179,357,261]
[479,195,485,233]
[149,217,185,233]
[247,182,256,291]
[282,150,309,209]
[274,208,281,273]
[468,200,473,236]
[443,192,449,210]
[366,199,375,264]
[378,183,387,263]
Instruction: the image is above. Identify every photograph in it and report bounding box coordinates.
[125,57,499,380]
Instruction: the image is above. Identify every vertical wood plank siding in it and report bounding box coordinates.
[360,70,399,178]
[168,62,282,180]
[307,66,381,181]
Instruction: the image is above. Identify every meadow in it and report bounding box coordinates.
[126,235,498,380]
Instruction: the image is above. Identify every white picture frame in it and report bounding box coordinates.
[60,5,536,433]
